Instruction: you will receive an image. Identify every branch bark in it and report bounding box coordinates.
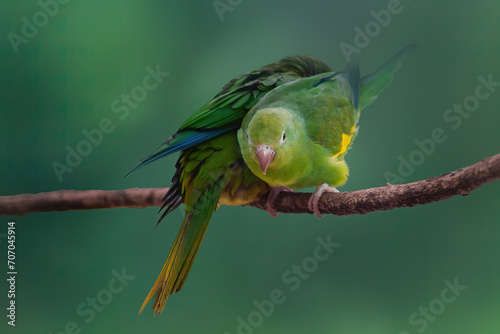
[1,154,499,217]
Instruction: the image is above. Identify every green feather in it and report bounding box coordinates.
[139,180,223,315]
[360,43,417,109]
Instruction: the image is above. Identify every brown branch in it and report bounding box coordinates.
[1,154,499,217]
[252,153,500,215]
[0,188,168,216]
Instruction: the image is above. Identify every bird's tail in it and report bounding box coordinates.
[359,43,417,110]
[139,179,225,315]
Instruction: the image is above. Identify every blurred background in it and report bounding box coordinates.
[1,0,499,333]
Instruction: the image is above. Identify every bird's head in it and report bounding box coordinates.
[238,107,303,176]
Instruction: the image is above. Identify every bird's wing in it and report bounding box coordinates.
[287,44,415,158]
[306,75,358,158]
[359,43,417,109]
[127,56,332,175]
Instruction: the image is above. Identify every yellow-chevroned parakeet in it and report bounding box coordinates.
[129,44,415,315]
[239,44,416,217]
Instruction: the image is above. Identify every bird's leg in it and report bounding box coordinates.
[267,186,293,217]
[308,183,339,218]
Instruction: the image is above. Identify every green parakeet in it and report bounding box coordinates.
[239,44,416,217]
[130,44,415,315]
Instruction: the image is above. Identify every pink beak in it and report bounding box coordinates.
[255,145,275,175]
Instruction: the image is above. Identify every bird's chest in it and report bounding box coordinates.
[256,155,315,189]
[218,166,270,207]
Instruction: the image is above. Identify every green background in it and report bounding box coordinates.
[1,0,500,333]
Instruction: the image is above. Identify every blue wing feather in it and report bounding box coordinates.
[125,127,236,176]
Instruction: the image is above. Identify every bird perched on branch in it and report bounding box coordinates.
[129,44,416,315]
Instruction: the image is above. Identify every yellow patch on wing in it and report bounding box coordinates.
[332,133,353,158]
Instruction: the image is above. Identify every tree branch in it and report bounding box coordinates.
[1,154,499,217]
[0,188,168,216]
[252,153,500,215]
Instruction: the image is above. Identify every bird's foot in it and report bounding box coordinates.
[308,183,339,218]
[267,186,293,217]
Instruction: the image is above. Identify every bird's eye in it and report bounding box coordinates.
[280,130,286,143]
[246,131,249,140]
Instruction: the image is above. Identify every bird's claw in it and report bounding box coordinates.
[267,186,293,217]
[308,183,339,218]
